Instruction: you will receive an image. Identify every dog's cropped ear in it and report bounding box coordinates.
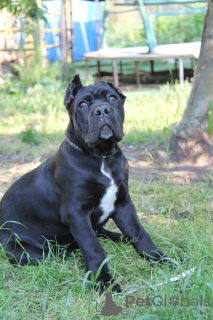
[107,82,126,103]
[64,74,83,111]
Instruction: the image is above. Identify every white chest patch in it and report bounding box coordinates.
[98,161,118,224]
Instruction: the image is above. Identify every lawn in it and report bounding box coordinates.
[0,77,213,320]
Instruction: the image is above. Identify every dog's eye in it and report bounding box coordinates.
[79,102,88,108]
[109,95,116,102]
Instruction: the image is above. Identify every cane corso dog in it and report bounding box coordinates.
[0,75,168,292]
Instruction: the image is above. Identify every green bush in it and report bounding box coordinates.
[153,11,205,44]
[20,126,42,145]
[106,11,146,48]
[106,5,205,48]
[207,99,213,135]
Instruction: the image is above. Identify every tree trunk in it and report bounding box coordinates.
[169,0,213,164]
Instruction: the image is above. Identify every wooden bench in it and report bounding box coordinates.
[84,48,197,86]
[102,0,207,53]
[84,0,207,86]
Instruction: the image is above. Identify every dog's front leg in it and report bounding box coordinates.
[113,198,168,263]
[65,213,121,292]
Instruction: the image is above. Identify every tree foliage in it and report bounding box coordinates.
[0,0,47,27]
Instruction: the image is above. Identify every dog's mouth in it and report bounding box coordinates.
[86,124,116,148]
[85,116,124,148]
[99,125,113,140]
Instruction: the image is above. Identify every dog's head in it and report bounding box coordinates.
[64,74,126,154]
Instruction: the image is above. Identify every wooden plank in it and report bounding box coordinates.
[84,51,195,61]
[97,61,101,78]
[95,0,100,50]
[119,61,123,76]
[43,28,60,32]
[65,0,72,62]
[45,12,61,15]
[150,60,154,74]
[43,44,61,49]
[115,0,207,5]
[61,0,67,81]
[179,58,184,85]
[112,60,118,87]
[134,61,140,86]
[83,50,198,86]
[0,49,34,52]
[85,59,88,76]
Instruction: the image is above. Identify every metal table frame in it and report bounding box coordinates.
[84,50,197,86]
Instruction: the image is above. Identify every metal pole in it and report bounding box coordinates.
[70,0,74,62]
[61,0,67,81]
[95,0,100,50]
[95,0,100,79]
[179,58,184,86]
[101,0,110,48]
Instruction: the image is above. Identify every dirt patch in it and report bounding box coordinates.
[0,160,42,194]
[1,141,213,195]
[122,143,213,184]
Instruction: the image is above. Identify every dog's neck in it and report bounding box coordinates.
[66,137,82,152]
[65,122,119,158]
[92,139,119,158]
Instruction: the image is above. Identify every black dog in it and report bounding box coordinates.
[0,75,168,292]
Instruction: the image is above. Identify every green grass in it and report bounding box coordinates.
[106,4,205,49]
[123,82,191,145]
[0,181,213,319]
[0,80,191,163]
[0,80,213,319]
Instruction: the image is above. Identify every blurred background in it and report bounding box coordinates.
[0,0,207,88]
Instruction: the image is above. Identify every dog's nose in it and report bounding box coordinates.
[93,105,110,119]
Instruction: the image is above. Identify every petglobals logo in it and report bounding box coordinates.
[93,293,212,316]
[93,292,122,317]
[125,295,212,308]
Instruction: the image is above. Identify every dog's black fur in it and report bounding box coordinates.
[0,75,168,292]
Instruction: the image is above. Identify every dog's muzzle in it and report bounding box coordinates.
[100,125,113,139]
[92,104,114,139]
[85,102,123,147]
[93,104,111,122]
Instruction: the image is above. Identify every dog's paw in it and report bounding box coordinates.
[120,234,129,244]
[145,250,183,268]
[95,275,122,294]
[111,282,122,293]
[143,249,166,263]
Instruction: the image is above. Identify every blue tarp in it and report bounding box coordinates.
[72,0,103,60]
[43,0,103,61]
[44,1,62,61]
